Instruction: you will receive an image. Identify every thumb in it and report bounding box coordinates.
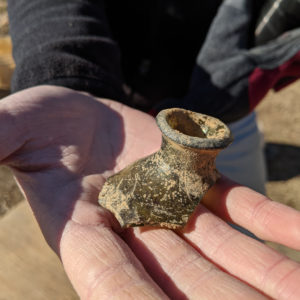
[0,91,28,163]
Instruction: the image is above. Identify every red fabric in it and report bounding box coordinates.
[249,51,300,111]
[148,108,158,117]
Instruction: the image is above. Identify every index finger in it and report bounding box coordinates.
[60,220,168,300]
[202,176,300,250]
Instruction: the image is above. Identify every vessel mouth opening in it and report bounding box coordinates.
[157,108,233,149]
[166,110,207,138]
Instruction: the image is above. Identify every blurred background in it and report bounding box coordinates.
[0,0,299,299]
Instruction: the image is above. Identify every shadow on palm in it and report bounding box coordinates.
[0,86,128,251]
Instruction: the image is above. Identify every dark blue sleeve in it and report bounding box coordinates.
[7,0,125,101]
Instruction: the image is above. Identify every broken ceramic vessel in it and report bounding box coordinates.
[98,108,232,229]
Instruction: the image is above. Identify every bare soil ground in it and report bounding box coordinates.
[256,84,300,261]
[0,0,299,298]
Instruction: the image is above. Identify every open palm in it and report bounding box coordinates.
[1,85,300,299]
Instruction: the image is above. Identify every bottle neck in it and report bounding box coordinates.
[159,136,219,171]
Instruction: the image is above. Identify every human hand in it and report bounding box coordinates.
[1,85,300,299]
